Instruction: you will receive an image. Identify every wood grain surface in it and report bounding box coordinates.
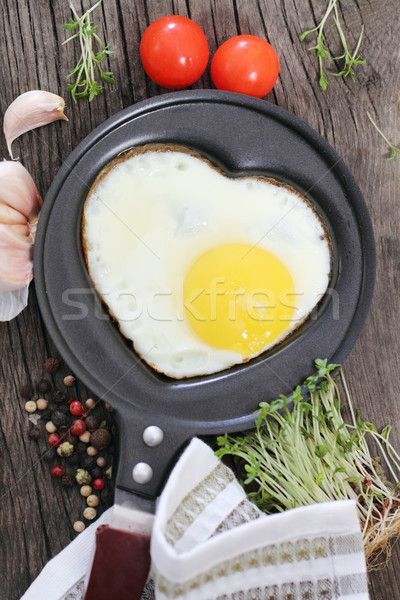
[0,1,399,599]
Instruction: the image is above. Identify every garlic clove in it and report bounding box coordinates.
[3,90,68,159]
[0,287,30,321]
[0,202,27,226]
[0,222,33,291]
[0,160,42,222]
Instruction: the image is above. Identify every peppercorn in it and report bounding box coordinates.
[48,433,61,448]
[105,466,112,480]
[87,494,99,507]
[90,429,111,450]
[63,375,76,387]
[76,442,87,454]
[70,420,86,437]
[44,357,60,373]
[53,390,68,404]
[58,426,76,444]
[104,402,113,412]
[80,455,97,471]
[51,410,67,427]
[80,485,93,497]
[67,453,80,465]
[96,457,106,468]
[70,401,84,416]
[93,478,105,491]
[79,431,91,443]
[107,445,114,455]
[20,384,34,399]
[45,421,57,433]
[83,507,97,520]
[36,398,48,411]
[57,442,74,457]
[57,403,70,414]
[100,488,114,505]
[75,469,92,485]
[84,416,99,432]
[87,446,98,457]
[61,473,75,487]
[90,467,103,480]
[28,426,41,441]
[85,398,96,410]
[73,521,85,533]
[50,464,65,478]
[24,400,37,414]
[42,448,56,463]
[37,379,52,393]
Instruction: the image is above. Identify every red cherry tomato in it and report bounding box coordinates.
[140,15,209,89]
[211,35,279,98]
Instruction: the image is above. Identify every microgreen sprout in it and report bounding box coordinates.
[367,112,400,161]
[62,0,115,102]
[216,360,400,569]
[301,0,366,90]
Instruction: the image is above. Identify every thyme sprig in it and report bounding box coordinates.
[62,0,115,102]
[216,360,400,568]
[301,0,366,90]
[367,112,400,161]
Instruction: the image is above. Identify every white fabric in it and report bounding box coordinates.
[21,438,369,600]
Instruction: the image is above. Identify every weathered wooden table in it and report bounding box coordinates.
[0,1,399,598]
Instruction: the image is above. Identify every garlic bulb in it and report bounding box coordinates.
[0,161,42,320]
[3,90,68,159]
[0,160,42,223]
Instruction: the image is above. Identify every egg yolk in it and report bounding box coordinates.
[183,243,295,357]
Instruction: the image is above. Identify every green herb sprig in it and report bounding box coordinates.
[216,360,400,568]
[62,0,115,102]
[301,0,366,90]
[367,112,400,161]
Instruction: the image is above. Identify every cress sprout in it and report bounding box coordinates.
[62,0,115,102]
[216,360,400,569]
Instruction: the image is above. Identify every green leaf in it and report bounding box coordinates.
[316,471,325,486]
[315,444,328,458]
[347,476,360,484]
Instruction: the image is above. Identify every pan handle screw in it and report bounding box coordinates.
[132,462,153,484]
[143,425,164,447]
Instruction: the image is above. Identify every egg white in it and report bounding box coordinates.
[82,146,331,378]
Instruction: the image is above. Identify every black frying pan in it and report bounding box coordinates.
[34,90,375,596]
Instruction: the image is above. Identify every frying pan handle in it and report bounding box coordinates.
[84,525,151,600]
[114,406,192,497]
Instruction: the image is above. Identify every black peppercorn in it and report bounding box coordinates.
[90,467,103,479]
[42,448,56,463]
[80,455,97,471]
[61,473,75,487]
[67,453,80,465]
[20,384,34,399]
[76,442,87,454]
[53,390,68,404]
[40,408,53,421]
[28,426,41,440]
[51,411,67,427]
[91,429,112,450]
[107,445,114,455]
[37,379,52,393]
[44,357,60,373]
[100,488,114,505]
[84,416,99,432]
